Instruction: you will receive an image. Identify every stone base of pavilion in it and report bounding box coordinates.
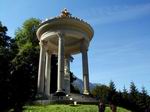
[34,93,98,105]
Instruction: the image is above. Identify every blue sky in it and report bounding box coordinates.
[0,0,150,93]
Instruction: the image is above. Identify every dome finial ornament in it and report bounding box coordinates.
[60,8,72,18]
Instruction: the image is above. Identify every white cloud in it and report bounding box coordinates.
[85,3,150,25]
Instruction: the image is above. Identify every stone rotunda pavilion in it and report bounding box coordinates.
[36,9,94,99]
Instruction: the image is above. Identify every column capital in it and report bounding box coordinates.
[46,50,52,55]
[80,44,88,52]
[80,39,89,52]
[39,41,43,46]
[39,40,48,46]
[65,54,71,58]
[57,32,65,38]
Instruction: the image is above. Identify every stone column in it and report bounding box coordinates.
[37,41,46,94]
[64,56,70,94]
[44,51,51,97]
[56,33,65,95]
[82,47,90,95]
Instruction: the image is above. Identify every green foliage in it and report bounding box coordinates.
[92,81,150,112]
[23,105,131,112]
[0,47,11,110]
[0,22,11,47]
[92,84,110,102]
[137,87,150,111]
[70,72,80,94]
[15,18,40,48]
[109,80,116,92]
[107,81,118,105]
[0,21,7,33]
[129,82,138,97]
[9,18,41,111]
[1,18,41,111]
[71,84,80,94]
[128,82,139,111]
[0,22,13,111]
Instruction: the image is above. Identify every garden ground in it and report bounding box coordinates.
[23,104,131,112]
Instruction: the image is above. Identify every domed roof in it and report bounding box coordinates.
[37,9,94,40]
[36,9,94,54]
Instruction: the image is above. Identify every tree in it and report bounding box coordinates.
[0,22,11,47]
[91,84,110,103]
[120,86,130,109]
[129,82,138,97]
[15,18,40,47]
[11,43,39,111]
[70,72,80,94]
[138,87,150,111]
[10,18,40,111]
[0,21,13,111]
[129,82,140,111]
[109,80,116,92]
[107,80,118,105]
[122,86,128,97]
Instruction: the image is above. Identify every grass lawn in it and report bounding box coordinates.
[23,104,131,112]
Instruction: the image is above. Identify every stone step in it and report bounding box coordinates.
[67,93,98,103]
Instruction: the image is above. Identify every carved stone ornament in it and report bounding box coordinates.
[60,8,72,18]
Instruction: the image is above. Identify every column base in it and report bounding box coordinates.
[55,90,66,96]
[36,93,47,100]
[83,89,90,95]
[44,93,50,99]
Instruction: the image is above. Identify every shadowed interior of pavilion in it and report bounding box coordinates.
[35,9,97,103]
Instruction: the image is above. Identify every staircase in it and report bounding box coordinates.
[67,93,98,103]
[34,93,98,105]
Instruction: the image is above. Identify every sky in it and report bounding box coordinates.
[0,0,150,93]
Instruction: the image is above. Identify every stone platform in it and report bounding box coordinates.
[34,93,98,105]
